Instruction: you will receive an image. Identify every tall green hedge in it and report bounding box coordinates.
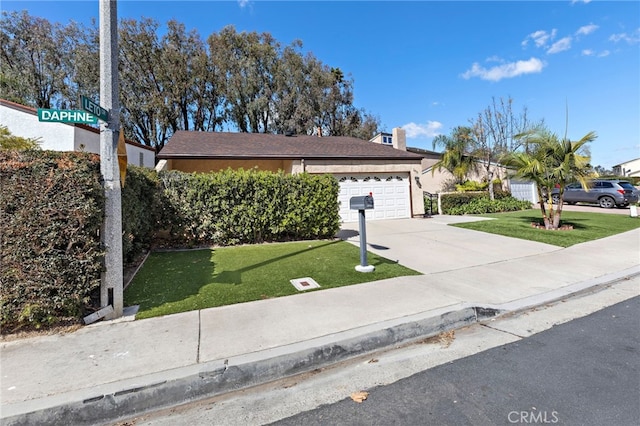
[159,169,341,246]
[1,158,341,331]
[0,151,104,330]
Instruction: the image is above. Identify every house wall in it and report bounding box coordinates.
[1,103,75,151]
[1,101,156,168]
[613,158,640,177]
[169,158,293,173]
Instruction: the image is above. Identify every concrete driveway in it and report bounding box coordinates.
[338,216,561,275]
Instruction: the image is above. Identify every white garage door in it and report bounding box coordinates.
[336,173,411,222]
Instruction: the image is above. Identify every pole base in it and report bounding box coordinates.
[355,264,375,273]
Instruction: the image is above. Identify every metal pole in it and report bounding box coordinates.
[358,210,368,267]
[99,0,123,318]
[355,209,374,273]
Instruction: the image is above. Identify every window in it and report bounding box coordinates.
[382,136,392,145]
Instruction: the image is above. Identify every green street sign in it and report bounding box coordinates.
[81,95,109,122]
[38,108,99,124]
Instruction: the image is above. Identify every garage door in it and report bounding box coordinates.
[336,173,411,222]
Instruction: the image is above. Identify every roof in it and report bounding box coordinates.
[157,130,423,161]
[0,98,155,152]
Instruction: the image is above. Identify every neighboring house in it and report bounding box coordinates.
[0,99,156,168]
[613,158,640,178]
[156,129,425,223]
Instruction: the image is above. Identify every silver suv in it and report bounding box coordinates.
[551,179,639,208]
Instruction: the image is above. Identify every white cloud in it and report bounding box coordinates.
[523,29,557,48]
[461,57,545,82]
[237,0,251,8]
[571,0,592,4]
[581,49,594,56]
[402,121,442,138]
[576,24,598,36]
[609,29,640,44]
[598,50,610,57]
[547,36,572,54]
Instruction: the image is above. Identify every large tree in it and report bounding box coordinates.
[503,129,595,230]
[2,13,379,148]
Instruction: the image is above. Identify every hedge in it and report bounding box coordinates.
[158,168,341,246]
[0,151,104,330]
[1,157,341,331]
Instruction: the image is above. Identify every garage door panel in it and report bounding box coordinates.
[336,173,410,223]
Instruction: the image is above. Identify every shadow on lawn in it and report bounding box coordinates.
[127,241,348,311]
[212,241,343,285]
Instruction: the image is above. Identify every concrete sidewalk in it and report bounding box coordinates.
[1,217,639,425]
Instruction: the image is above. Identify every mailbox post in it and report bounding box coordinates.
[349,194,375,272]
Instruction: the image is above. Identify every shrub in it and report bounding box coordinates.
[445,195,531,215]
[121,166,163,263]
[0,150,104,331]
[158,168,341,246]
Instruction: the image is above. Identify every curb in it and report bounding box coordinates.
[3,267,639,426]
[2,305,486,426]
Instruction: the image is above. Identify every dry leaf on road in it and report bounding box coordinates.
[350,391,369,403]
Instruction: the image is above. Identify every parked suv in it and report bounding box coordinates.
[551,179,639,208]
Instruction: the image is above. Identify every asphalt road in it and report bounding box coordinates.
[271,296,640,426]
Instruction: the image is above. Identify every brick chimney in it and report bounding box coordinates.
[392,127,406,151]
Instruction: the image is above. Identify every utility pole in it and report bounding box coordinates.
[99,0,123,318]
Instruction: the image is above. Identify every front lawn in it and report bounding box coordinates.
[124,240,421,319]
[452,209,640,247]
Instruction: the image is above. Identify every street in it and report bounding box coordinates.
[271,295,639,426]
[117,278,639,426]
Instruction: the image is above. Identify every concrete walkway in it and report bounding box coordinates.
[1,216,639,425]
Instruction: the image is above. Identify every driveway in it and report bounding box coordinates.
[338,216,560,275]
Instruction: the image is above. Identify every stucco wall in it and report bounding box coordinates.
[1,104,75,151]
[169,158,294,174]
[1,103,155,168]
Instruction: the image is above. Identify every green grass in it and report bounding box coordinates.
[124,240,421,319]
[452,209,640,247]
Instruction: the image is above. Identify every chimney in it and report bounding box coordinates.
[392,127,406,151]
[317,126,322,137]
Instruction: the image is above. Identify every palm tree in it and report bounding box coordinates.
[503,129,595,229]
[432,126,477,185]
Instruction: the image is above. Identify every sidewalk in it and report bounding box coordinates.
[1,217,639,425]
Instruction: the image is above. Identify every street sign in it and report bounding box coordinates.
[38,108,98,124]
[81,95,109,122]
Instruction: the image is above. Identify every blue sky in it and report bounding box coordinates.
[4,0,639,168]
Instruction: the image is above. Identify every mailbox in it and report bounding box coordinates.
[350,195,374,210]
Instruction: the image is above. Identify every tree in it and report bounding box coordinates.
[503,129,595,230]
[431,126,477,185]
[470,97,534,200]
[0,125,41,150]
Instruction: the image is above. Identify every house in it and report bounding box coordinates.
[0,99,156,168]
[613,158,640,178]
[156,129,425,223]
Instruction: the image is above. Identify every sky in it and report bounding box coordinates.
[3,0,639,169]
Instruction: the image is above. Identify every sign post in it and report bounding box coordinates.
[99,0,123,319]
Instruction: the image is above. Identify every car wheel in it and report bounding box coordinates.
[599,196,615,209]
[566,202,576,205]
[551,194,560,204]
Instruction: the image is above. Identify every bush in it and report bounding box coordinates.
[121,166,163,263]
[445,195,532,215]
[158,168,341,246]
[0,150,104,331]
